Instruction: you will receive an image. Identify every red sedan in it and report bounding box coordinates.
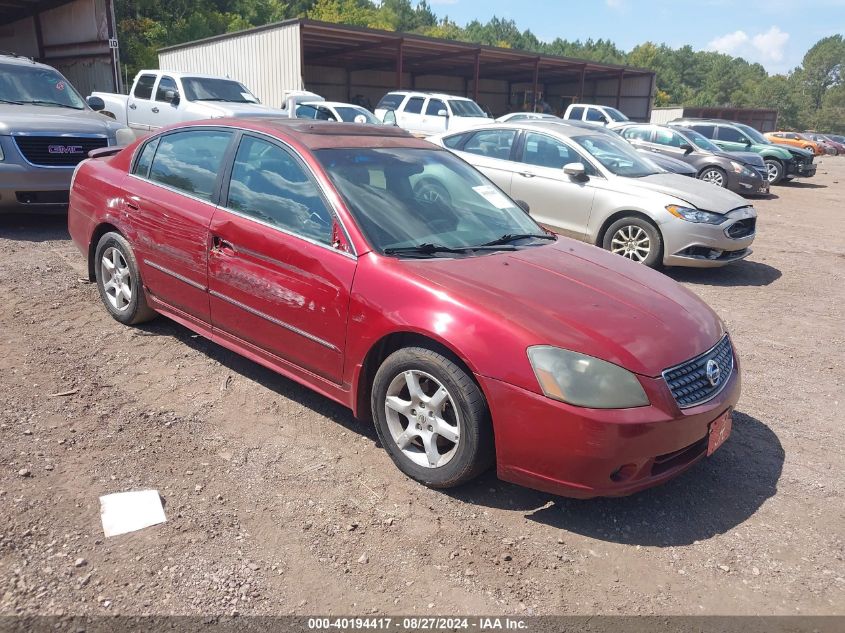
[68,119,739,498]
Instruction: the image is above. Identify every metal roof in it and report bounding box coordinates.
[160,19,654,84]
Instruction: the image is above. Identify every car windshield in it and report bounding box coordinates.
[448,99,488,118]
[735,123,769,145]
[681,128,722,153]
[181,77,259,103]
[604,107,629,122]
[334,106,380,124]
[571,133,660,177]
[315,148,546,256]
[0,64,85,109]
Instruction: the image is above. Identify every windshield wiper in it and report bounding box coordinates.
[24,100,82,109]
[0,98,24,105]
[477,233,556,247]
[383,242,516,257]
[194,98,244,102]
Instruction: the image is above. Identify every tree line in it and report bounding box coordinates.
[116,0,845,132]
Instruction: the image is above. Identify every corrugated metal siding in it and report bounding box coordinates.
[650,107,685,125]
[0,17,40,57]
[159,22,302,108]
[52,57,115,97]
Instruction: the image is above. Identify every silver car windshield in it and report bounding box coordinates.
[316,148,545,255]
[572,133,660,178]
[0,64,85,109]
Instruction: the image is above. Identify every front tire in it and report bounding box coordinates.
[94,231,156,325]
[602,216,663,268]
[698,166,727,188]
[371,347,494,489]
[764,159,784,184]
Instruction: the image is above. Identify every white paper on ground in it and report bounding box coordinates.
[100,490,167,537]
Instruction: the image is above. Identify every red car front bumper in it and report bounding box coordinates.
[480,366,741,499]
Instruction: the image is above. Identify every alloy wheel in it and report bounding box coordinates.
[610,225,651,263]
[700,169,725,187]
[384,369,460,468]
[100,246,133,311]
[766,162,779,182]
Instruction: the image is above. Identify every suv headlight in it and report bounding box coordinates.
[527,346,649,409]
[115,127,135,146]
[666,204,725,224]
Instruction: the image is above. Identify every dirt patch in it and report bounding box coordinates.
[0,160,843,616]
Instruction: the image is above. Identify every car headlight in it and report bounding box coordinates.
[527,346,649,409]
[115,127,135,146]
[730,161,744,174]
[0,140,4,161]
[666,204,725,224]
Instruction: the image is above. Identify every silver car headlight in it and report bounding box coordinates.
[527,346,649,409]
[666,204,725,225]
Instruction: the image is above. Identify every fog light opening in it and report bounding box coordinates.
[610,463,638,483]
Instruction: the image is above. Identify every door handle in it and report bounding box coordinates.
[151,107,160,114]
[519,172,536,178]
[211,236,235,255]
[126,196,140,211]
[129,103,137,110]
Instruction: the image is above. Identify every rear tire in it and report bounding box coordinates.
[371,347,494,489]
[602,216,663,268]
[94,231,156,325]
[764,159,784,184]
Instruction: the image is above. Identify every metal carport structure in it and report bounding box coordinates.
[159,20,656,120]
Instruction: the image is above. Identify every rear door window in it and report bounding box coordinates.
[404,97,424,114]
[148,129,233,201]
[568,106,585,120]
[133,74,157,100]
[621,126,652,142]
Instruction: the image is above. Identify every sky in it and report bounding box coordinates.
[425,0,845,74]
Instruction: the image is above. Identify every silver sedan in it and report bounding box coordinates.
[428,121,756,268]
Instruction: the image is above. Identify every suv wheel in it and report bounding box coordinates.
[764,159,784,184]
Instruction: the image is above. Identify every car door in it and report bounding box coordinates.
[453,128,518,194]
[127,128,235,323]
[509,131,597,239]
[150,75,179,131]
[208,133,356,383]
[650,127,694,163]
[420,98,449,135]
[714,125,750,153]
[397,96,425,134]
[126,73,158,133]
[620,125,655,152]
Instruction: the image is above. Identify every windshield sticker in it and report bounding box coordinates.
[473,185,512,209]
[56,81,65,91]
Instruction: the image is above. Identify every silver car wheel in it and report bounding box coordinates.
[610,225,651,263]
[100,246,133,312]
[384,369,460,469]
[700,169,725,187]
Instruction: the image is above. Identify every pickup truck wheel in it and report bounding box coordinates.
[765,159,784,184]
[94,232,156,325]
[371,347,494,489]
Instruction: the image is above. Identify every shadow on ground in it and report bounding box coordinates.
[777,181,826,189]
[0,212,69,243]
[665,259,782,287]
[450,411,783,547]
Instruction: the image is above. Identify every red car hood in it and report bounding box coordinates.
[401,239,724,378]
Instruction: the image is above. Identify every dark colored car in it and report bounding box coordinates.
[636,149,697,177]
[619,123,768,195]
[67,118,739,499]
[670,118,816,184]
[804,132,845,155]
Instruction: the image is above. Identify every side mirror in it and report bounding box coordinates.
[437,109,449,117]
[741,137,751,146]
[87,95,105,111]
[164,89,180,105]
[515,199,530,214]
[680,143,693,154]
[383,110,398,126]
[563,162,588,181]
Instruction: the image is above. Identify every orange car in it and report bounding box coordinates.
[765,131,824,156]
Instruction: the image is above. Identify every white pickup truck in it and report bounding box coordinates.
[89,70,285,137]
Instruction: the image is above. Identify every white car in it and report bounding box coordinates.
[294,101,381,124]
[563,103,630,128]
[496,112,560,123]
[375,91,490,135]
[90,70,284,137]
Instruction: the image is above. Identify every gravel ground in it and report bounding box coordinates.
[0,159,843,617]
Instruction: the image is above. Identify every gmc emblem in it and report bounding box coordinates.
[48,145,84,154]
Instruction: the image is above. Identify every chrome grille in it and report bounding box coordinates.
[663,336,734,408]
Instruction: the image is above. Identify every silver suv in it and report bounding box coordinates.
[0,54,132,213]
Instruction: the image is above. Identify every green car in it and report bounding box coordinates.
[670,119,816,184]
